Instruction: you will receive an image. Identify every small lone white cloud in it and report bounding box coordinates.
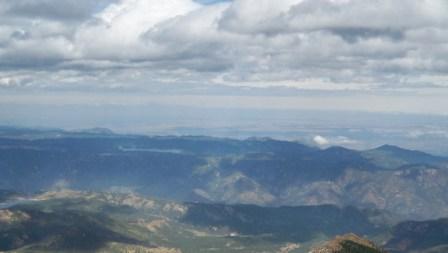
[313,135,330,146]
[313,135,360,148]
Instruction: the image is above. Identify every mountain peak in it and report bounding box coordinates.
[311,234,385,253]
[377,144,399,149]
[362,143,446,169]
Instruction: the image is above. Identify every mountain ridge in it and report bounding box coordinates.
[0,127,447,219]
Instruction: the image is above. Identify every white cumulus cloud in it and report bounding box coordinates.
[313,135,330,146]
[0,0,447,104]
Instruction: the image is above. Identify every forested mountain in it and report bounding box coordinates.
[1,127,447,220]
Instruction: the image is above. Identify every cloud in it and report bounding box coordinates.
[75,0,200,60]
[0,0,447,102]
[313,135,359,147]
[0,75,33,87]
[0,0,115,21]
[407,129,448,139]
[218,0,302,34]
[313,135,330,146]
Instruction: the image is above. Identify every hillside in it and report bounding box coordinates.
[0,190,395,253]
[0,127,447,219]
[362,145,447,169]
[385,218,448,253]
[311,234,385,253]
[4,190,448,253]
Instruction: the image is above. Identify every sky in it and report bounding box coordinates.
[1,0,448,149]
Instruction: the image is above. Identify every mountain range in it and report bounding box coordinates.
[1,190,448,253]
[0,127,447,220]
[1,126,448,252]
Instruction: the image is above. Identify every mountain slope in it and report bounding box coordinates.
[0,190,395,253]
[385,218,448,253]
[1,127,448,219]
[362,145,447,169]
[311,234,385,253]
[181,203,387,242]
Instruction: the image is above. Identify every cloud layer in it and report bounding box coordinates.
[0,0,447,94]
